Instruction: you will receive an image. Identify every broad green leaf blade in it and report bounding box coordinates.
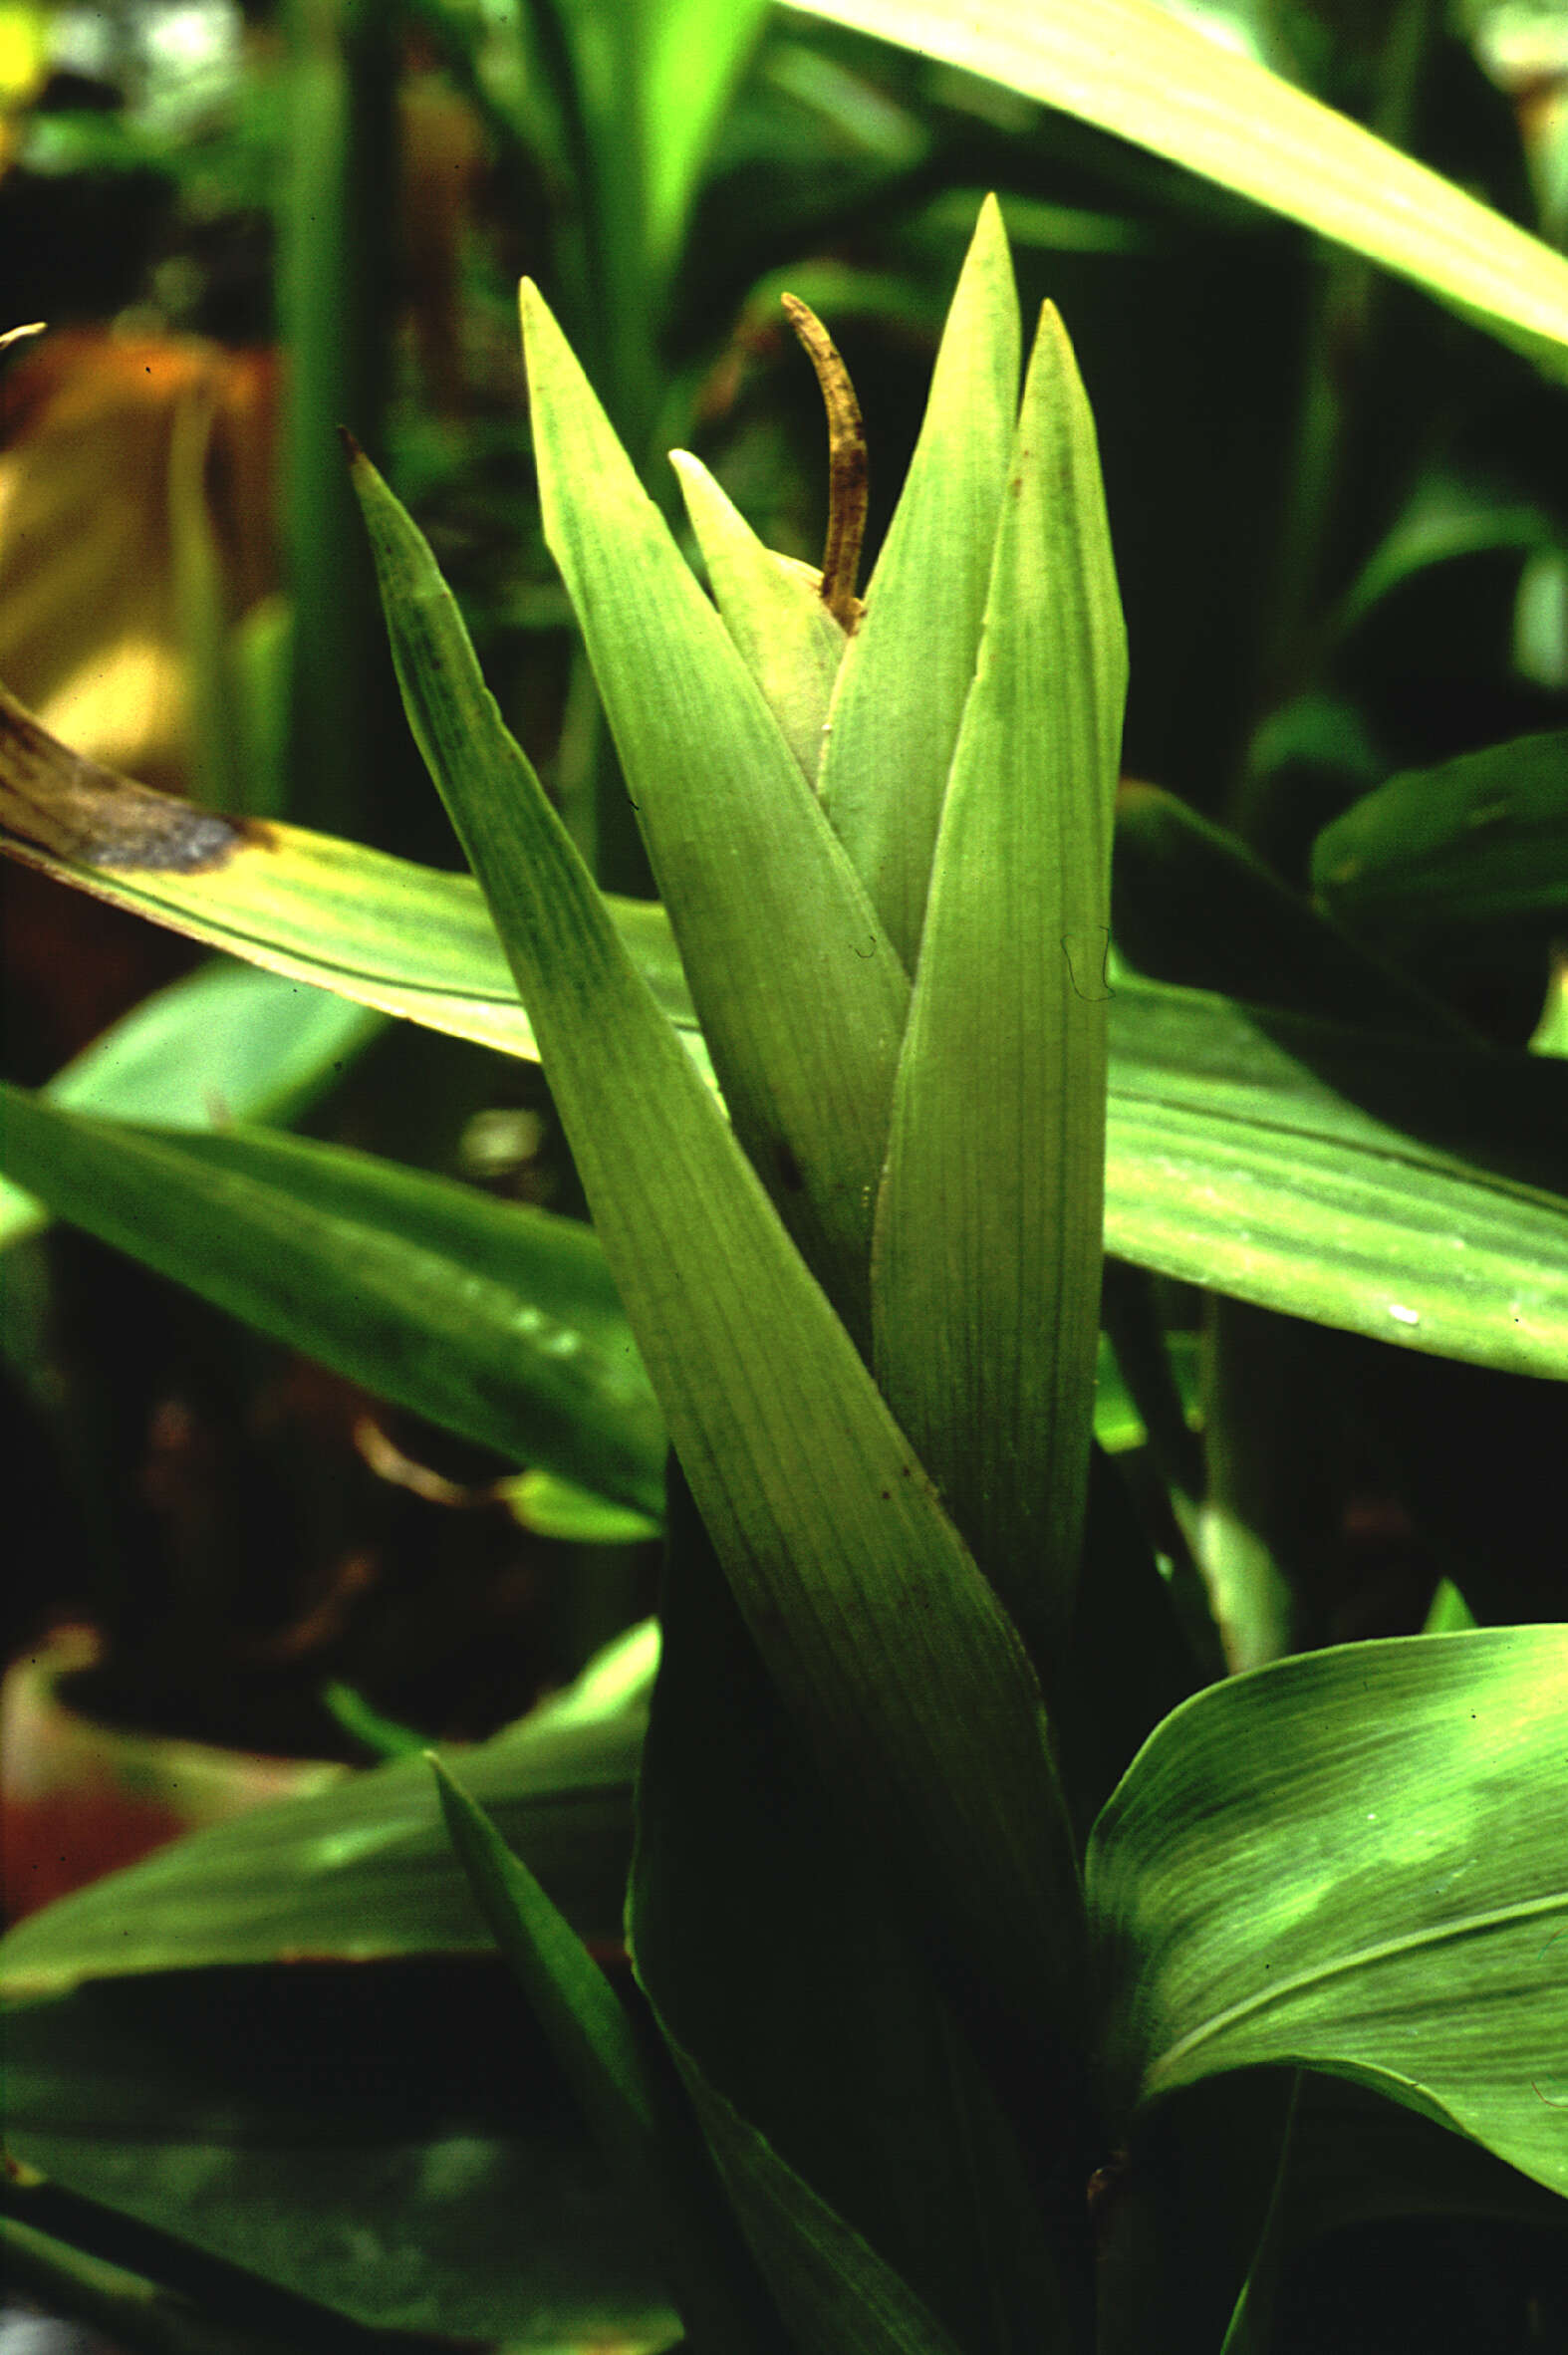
[0,1623,655,1999]
[873,301,1127,1668]
[0,678,696,1074]
[818,192,1021,968]
[1105,980,1568,1379]
[1088,1627,1568,2196]
[518,285,911,1341]
[352,438,1084,2051]
[3,1965,672,2345]
[1311,730,1568,947]
[630,1462,1078,2355]
[787,0,1568,378]
[670,449,847,786]
[0,957,384,1251]
[0,1087,667,1517]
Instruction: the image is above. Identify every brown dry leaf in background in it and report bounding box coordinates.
[0,330,277,793]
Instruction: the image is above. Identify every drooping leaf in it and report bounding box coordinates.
[873,299,1127,1669]
[349,429,1085,2054]
[517,286,910,1341]
[0,957,383,1252]
[0,1622,655,2000]
[9,703,1567,1380]
[1089,1626,1568,2197]
[0,677,697,1073]
[670,449,848,786]
[817,191,1021,969]
[0,1086,667,1518]
[787,0,1568,379]
[1104,979,1568,1379]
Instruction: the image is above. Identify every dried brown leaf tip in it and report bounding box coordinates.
[781,294,868,635]
[0,681,251,874]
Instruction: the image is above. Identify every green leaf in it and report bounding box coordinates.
[1104,979,1568,1380]
[655,2031,970,2355]
[0,678,696,1075]
[817,191,1021,969]
[630,1462,1079,2355]
[518,285,910,1341]
[12,702,1567,1380]
[0,1624,654,1999]
[0,957,383,1252]
[1310,730,1568,948]
[873,299,1127,1668]
[350,426,1084,2053]
[1112,780,1467,1040]
[1089,1626,1568,2197]
[670,449,848,787]
[500,1467,662,1544]
[0,1087,667,1518]
[428,1752,771,2355]
[786,0,1568,378]
[641,0,771,279]
[2,1963,671,2345]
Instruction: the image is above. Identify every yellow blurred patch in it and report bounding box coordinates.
[0,331,278,796]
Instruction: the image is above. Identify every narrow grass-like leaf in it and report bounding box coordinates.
[642,0,771,281]
[818,192,1020,967]
[519,287,910,1340]
[0,1088,666,1516]
[873,302,1127,1669]
[350,441,1084,2048]
[0,957,382,1251]
[429,1751,657,2146]
[1311,730,1568,947]
[652,2016,970,2355]
[1089,1627,1568,2196]
[788,0,1568,379]
[428,1754,773,2355]
[0,1625,655,1999]
[670,448,848,785]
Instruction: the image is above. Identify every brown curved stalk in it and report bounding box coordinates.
[780,293,868,632]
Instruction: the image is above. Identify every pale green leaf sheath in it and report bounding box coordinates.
[1089,1627,1568,2197]
[820,192,1022,968]
[349,449,1084,2054]
[521,282,909,1346]
[875,303,1128,1672]
[671,451,849,786]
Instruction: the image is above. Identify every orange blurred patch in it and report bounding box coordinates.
[0,329,278,793]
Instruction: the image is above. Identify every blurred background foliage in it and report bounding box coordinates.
[0,0,1563,1838]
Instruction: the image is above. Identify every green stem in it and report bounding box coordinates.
[279,0,398,839]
